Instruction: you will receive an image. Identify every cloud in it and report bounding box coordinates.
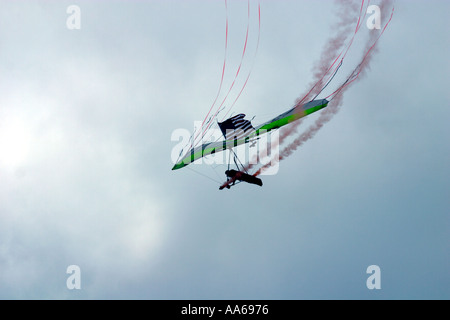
[0,0,448,299]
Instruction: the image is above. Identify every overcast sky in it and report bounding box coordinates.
[0,0,448,299]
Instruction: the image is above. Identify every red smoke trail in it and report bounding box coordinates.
[252,0,394,177]
[326,5,394,100]
[319,0,370,93]
[245,0,365,174]
[277,0,366,144]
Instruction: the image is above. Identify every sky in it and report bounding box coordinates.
[0,0,448,300]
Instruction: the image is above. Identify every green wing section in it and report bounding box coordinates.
[172,99,329,170]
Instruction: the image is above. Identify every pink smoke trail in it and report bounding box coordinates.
[278,0,366,145]
[245,0,366,173]
[253,0,394,177]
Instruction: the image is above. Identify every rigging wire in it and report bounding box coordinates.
[311,59,343,101]
[187,166,222,184]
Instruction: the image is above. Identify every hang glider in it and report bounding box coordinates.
[172,98,329,170]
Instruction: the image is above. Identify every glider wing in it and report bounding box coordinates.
[172,99,329,170]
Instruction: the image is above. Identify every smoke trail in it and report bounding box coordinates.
[252,0,394,176]
[244,0,364,174]
[287,0,363,134]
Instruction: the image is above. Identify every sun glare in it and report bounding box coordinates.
[0,118,32,168]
